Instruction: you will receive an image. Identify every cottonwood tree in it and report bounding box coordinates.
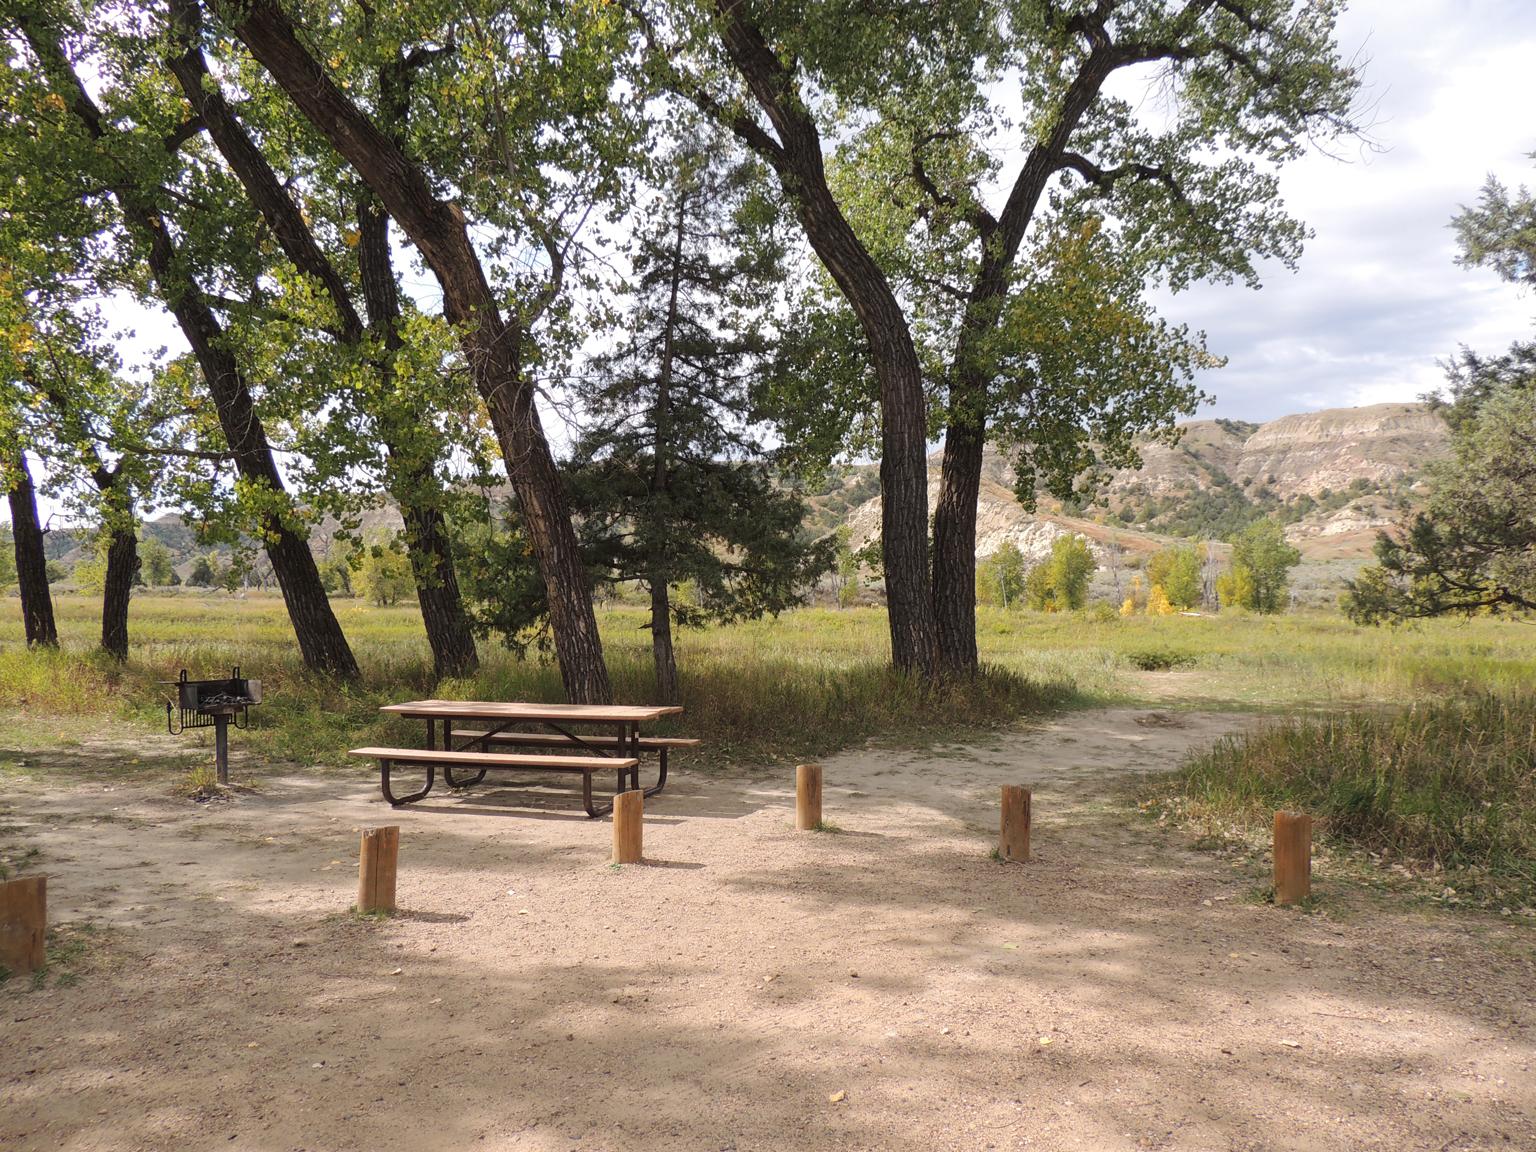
[1,451,56,647]
[567,137,832,701]
[161,0,480,677]
[2,304,187,659]
[634,0,1362,678]
[6,4,361,677]
[1218,517,1298,613]
[208,0,642,702]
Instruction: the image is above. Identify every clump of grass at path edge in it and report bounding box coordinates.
[1145,691,1536,907]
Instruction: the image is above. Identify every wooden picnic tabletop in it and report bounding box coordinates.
[379,699,684,723]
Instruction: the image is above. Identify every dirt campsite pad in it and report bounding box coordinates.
[3,708,1534,1151]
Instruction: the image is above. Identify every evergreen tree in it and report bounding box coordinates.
[1348,159,1536,622]
[568,137,831,701]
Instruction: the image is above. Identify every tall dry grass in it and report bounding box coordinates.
[1149,692,1536,904]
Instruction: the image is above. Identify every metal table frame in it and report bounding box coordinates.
[378,700,683,812]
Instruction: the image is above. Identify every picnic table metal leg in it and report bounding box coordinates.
[443,762,489,789]
[640,748,669,798]
[381,758,435,806]
[443,722,503,789]
[583,772,616,819]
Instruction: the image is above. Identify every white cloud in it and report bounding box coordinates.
[1176,0,1536,419]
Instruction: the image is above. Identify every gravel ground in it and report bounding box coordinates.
[2,707,1533,1151]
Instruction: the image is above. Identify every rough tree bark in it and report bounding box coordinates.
[702,1,938,678]
[5,454,58,648]
[99,520,138,661]
[929,49,1117,673]
[165,0,477,679]
[356,192,479,680]
[19,15,360,680]
[221,0,611,702]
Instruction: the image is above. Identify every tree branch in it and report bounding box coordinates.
[1055,151,1189,205]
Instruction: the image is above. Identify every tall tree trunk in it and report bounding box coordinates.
[165,7,476,680]
[708,4,937,678]
[929,54,1116,673]
[649,571,678,704]
[357,190,479,682]
[23,16,359,680]
[644,182,687,704]
[931,407,984,674]
[227,0,610,702]
[6,454,57,648]
[100,525,137,661]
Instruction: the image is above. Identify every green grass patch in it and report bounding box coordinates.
[0,920,103,992]
[1146,692,1536,906]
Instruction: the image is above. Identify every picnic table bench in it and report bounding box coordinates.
[350,700,686,818]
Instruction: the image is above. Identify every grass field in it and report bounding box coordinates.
[3,593,1533,897]
[3,591,1532,754]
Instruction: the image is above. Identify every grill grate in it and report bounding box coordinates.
[164,667,262,733]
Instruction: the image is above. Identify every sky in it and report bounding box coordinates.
[1165,0,1536,421]
[12,0,1536,530]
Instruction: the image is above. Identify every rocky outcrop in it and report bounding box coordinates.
[1230,403,1447,498]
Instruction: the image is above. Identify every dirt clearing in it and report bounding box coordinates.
[3,708,1532,1151]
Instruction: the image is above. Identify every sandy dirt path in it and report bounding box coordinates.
[2,707,1533,1151]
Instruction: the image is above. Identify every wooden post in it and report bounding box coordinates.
[357,826,400,914]
[795,763,823,831]
[0,875,46,975]
[999,786,1031,862]
[613,789,643,864]
[1273,811,1312,906]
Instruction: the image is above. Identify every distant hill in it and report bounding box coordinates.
[806,403,1451,597]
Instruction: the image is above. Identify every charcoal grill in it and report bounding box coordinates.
[163,667,262,784]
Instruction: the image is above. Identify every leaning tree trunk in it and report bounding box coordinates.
[929,55,1117,674]
[357,186,479,680]
[169,8,475,680]
[23,16,359,680]
[167,8,478,681]
[99,525,138,661]
[228,0,610,702]
[6,454,57,648]
[708,4,937,679]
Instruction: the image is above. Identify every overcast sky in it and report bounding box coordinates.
[1169,0,1536,421]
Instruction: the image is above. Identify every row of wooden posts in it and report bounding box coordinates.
[0,778,1314,966]
[352,766,1312,915]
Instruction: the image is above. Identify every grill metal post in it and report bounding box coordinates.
[162,667,261,787]
[215,713,230,785]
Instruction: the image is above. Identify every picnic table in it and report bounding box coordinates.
[349,700,691,817]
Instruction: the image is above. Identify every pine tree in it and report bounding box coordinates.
[568,137,831,701]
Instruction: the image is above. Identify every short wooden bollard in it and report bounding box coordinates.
[999,786,1031,862]
[795,763,823,831]
[1273,810,1312,906]
[357,826,400,914]
[0,874,47,975]
[613,789,643,864]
